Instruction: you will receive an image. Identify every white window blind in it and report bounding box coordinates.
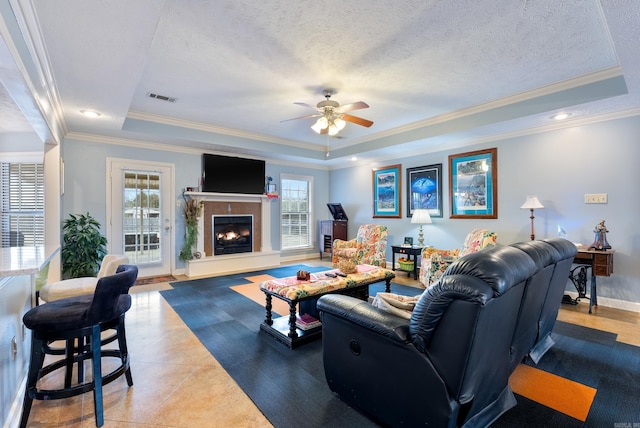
[280,174,313,250]
[1,162,45,247]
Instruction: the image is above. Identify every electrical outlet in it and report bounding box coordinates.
[584,193,608,204]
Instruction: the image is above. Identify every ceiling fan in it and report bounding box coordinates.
[282,89,373,136]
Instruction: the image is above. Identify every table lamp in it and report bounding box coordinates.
[520,196,544,240]
[411,209,432,246]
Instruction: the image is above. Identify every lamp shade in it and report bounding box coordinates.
[520,196,544,209]
[411,209,432,224]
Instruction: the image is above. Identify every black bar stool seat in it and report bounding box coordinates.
[20,264,138,428]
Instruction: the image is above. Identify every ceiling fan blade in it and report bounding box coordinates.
[342,114,374,127]
[336,101,369,113]
[280,113,321,123]
[294,102,321,111]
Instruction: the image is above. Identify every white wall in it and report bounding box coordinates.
[330,115,640,309]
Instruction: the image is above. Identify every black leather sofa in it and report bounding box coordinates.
[317,238,576,427]
[523,239,578,363]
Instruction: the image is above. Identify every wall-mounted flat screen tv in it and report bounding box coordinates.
[202,154,266,194]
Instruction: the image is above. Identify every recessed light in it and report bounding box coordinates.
[350,156,358,161]
[551,112,570,120]
[80,109,101,118]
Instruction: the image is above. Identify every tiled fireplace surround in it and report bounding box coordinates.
[183,192,280,277]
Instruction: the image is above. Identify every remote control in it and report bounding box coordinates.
[336,272,348,277]
[325,273,337,278]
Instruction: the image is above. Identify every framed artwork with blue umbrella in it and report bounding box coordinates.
[407,164,442,218]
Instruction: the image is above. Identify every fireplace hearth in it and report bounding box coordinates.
[212,215,253,255]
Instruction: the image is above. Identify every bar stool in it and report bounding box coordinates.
[20,264,138,428]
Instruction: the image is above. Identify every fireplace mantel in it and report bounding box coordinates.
[183,191,280,277]
[184,191,269,203]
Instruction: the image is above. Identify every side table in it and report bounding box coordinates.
[391,245,423,280]
[566,247,614,314]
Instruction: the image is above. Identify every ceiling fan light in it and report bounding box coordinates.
[311,120,324,133]
[317,116,329,129]
[334,117,346,130]
[328,124,339,136]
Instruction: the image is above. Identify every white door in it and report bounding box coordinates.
[108,158,174,278]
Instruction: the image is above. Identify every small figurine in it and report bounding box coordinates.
[590,220,612,250]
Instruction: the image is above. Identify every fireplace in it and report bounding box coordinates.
[212,215,253,255]
[184,192,278,278]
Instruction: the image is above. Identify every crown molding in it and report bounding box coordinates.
[337,67,625,150]
[327,105,640,170]
[64,132,330,171]
[8,0,67,139]
[126,110,323,152]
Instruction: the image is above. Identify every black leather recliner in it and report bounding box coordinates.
[528,238,577,363]
[508,240,562,372]
[317,245,538,427]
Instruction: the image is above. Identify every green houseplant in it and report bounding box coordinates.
[61,212,108,278]
[179,196,203,261]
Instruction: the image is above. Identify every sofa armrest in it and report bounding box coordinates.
[317,294,411,344]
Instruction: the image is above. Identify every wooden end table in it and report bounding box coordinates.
[391,245,423,280]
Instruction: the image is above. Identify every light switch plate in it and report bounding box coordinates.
[584,193,607,204]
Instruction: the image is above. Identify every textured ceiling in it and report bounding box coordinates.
[1,0,639,165]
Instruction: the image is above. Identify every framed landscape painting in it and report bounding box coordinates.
[406,163,442,218]
[449,148,497,219]
[372,164,401,218]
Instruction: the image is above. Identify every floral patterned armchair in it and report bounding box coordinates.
[332,224,388,268]
[419,228,497,287]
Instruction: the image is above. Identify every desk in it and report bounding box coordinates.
[391,245,423,280]
[567,247,614,313]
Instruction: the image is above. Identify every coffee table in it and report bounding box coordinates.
[259,264,395,348]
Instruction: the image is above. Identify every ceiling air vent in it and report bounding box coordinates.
[148,93,176,103]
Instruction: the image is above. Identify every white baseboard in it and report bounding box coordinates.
[279,252,324,264]
[184,251,281,277]
[563,291,640,313]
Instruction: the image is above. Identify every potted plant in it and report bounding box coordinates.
[61,212,108,278]
[179,196,203,261]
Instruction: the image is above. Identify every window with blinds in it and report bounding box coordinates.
[280,174,313,250]
[1,162,45,247]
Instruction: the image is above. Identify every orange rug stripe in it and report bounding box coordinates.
[230,277,290,317]
[510,363,596,421]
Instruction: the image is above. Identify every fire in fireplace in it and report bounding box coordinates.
[212,215,253,255]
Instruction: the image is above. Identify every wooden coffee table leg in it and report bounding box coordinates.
[287,301,298,339]
[264,294,273,325]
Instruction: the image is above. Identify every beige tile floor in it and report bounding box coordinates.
[21,261,640,427]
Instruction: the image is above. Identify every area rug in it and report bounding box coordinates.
[134,274,176,286]
[160,265,640,427]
